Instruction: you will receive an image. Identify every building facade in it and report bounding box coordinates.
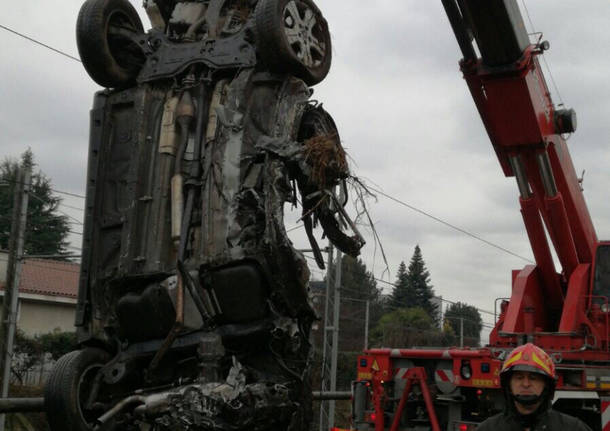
[0,251,78,336]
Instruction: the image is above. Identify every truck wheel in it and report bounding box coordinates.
[254,0,331,86]
[44,348,111,431]
[76,0,145,88]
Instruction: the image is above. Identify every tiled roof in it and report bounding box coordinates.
[0,258,79,299]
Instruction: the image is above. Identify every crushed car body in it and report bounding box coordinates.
[43,0,364,430]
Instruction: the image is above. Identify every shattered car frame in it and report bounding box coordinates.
[43,0,364,430]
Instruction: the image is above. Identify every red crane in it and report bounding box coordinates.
[350,1,610,430]
[442,0,610,356]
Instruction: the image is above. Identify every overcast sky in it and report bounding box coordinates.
[2,1,610,339]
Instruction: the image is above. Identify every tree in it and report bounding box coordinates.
[443,302,483,347]
[405,245,438,323]
[389,261,418,310]
[12,329,77,384]
[315,255,382,352]
[338,255,383,351]
[340,255,379,303]
[0,150,71,257]
[369,307,449,348]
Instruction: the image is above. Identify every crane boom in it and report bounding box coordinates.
[442,0,607,349]
[350,5,610,430]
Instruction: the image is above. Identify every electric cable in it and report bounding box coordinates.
[366,184,534,264]
[50,188,86,199]
[287,224,303,233]
[28,191,83,226]
[59,202,85,213]
[0,197,81,226]
[1,178,86,200]
[0,23,81,63]
[0,12,565,264]
[304,253,497,317]
[0,14,541,324]
[312,256,484,313]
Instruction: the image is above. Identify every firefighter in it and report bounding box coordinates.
[477,343,591,431]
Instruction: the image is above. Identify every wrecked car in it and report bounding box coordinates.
[43,0,364,429]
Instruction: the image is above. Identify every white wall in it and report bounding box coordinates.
[17,298,76,336]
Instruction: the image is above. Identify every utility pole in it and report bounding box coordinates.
[460,317,464,348]
[318,245,344,431]
[364,299,370,350]
[319,244,334,431]
[0,167,30,430]
[319,184,346,431]
[328,250,342,428]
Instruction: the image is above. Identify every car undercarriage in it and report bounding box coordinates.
[43,0,364,429]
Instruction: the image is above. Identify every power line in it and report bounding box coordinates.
[366,185,534,264]
[366,300,496,328]
[3,168,531,266]
[0,198,83,237]
[0,18,529,317]
[287,181,532,269]
[440,297,495,317]
[305,254,497,320]
[361,320,484,343]
[327,293,496,329]
[0,204,81,227]
[0,15,543,266]
[28,191,83,226]
[59,202,85,213]
[11,213,503,315]
[51,188,85,200]
[2,178,86,200]
[0,24,81,63]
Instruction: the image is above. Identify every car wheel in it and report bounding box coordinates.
[44,348,111,431]
[76,0,145,88]
[297,105,344,189]
[254,0,332,86]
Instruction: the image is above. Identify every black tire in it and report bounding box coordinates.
[254,0,331,86]
[44,348,111,431]
[76,0,145,88]
[298,105,339,142]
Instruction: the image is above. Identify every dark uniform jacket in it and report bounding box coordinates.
[476,408,591,431]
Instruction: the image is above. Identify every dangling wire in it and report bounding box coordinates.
[348,176,391,280]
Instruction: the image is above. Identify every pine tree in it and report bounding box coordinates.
[340,255,379,302]
[389,261,418,310]
[406,245,438,323]
[0,150,71,257]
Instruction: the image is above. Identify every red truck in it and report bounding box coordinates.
[351,1,610,430]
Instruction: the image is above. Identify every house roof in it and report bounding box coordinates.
[0,258,79,299]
